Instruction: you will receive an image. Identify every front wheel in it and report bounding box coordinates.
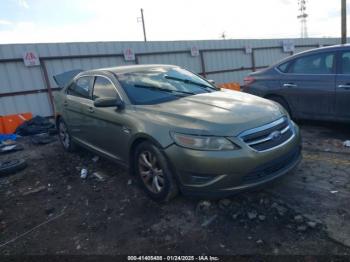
[134,141,178,202]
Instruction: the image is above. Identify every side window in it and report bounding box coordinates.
[93,76,118,100]
[67,76,92,99]
[340,52,350,74]
[277,62,291,73]
[289,53,335,74]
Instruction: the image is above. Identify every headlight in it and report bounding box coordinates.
[171,132,238,151]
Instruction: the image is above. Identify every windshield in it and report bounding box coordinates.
[115,67,218,105]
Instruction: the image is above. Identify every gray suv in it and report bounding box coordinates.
[242,44,350,122]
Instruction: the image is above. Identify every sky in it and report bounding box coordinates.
[0,0,347,44]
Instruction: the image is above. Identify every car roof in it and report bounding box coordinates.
[83,64,179,75]
[270,44,350,68]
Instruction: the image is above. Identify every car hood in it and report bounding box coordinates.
[135,90,284,136]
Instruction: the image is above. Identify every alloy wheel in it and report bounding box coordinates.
[138,150,165,194]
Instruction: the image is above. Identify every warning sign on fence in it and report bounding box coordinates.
[23,51,40,66]
[123,48,135,61]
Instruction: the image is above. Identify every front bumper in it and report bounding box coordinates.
[164,123,301,198]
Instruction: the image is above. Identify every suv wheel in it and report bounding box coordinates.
[58,118,77,152]
[134,141,178,202]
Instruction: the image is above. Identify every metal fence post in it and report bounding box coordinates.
[40,59,55,115]
[199,50,207,77]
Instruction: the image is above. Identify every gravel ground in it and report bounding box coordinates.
[0,121,349,255]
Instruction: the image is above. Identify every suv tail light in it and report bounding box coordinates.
[243,76,255,86]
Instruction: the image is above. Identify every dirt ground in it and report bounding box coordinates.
[0,121,350,256]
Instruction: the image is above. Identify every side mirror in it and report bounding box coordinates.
[94,97,125,109]
[207,79,215,85]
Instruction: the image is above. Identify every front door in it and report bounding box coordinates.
[86,76,131,163]
[280,52,336,119]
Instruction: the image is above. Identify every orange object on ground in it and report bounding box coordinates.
[218,82,241,91]
[0,113,33,134]
[0,119,4,134]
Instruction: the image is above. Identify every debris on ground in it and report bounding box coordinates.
[247,211,258,220]
[196,200,212,214]
[201,214,217,227]
[21,185,46,196]
[31,133,56,145]
[307,221,317,228]
[92,172,106,181]
[0,159,27,176]
[294,215,304,224]
[80,168,88,179]
[218,198,231,209]
[256,239,264,245]
[258,215,266,221]
[330,190,338,194]
[127,179,132,185]
[15,116,55,136]
[0,144,24,154]
[92,156,100,163]
[297,225,308,232]
[343,140,350,147]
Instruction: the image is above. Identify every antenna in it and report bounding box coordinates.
[297,0,308,38]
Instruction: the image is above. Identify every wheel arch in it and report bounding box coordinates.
[128,133,167,175]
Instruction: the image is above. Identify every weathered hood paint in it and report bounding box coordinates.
[135,90,284,136]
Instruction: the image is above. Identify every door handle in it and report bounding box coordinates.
[283,83,297,88]
[88,107,95,113]
[338,84,350,90]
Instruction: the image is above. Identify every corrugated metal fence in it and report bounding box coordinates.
[0,38,342,117]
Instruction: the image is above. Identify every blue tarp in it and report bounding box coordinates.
[0,134,17,142]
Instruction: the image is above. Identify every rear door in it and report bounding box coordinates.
[64,76,94,143]
[86,75,131,162]
[335,50,350,120]
[279,52,336,119]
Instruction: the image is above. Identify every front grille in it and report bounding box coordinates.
[242,146,301,183]
[239,117,294,152]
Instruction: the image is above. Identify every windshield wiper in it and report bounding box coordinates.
[164,75,218,91]
[134,84,195,96]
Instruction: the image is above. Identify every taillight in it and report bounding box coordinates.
[243,76,255,86]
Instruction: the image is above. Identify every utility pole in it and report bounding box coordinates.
[140,8,147,42]
[342,0,347,44]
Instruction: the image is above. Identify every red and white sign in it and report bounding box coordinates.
[123,48,135,61]
[23,51,40,66]
[190,46,199,57]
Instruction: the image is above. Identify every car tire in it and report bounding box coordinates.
[57,118,77,152]
[268,96,292,118]
[134,141,178,202]
[0,159,27,176]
